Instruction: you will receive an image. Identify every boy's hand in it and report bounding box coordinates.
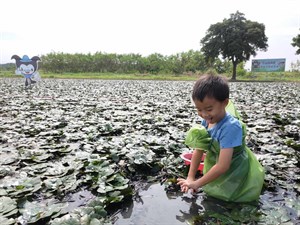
[177,178,197,193]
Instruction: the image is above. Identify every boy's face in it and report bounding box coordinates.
[194,97,228,125]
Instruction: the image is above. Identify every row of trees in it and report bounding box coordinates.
[40,51,233,75]
[40,11,269,80]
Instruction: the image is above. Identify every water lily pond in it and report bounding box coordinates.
[0,78,299,225]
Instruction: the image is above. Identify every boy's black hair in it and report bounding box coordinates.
[192,74,229,102]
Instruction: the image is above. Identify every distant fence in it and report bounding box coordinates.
[251,58,286,72]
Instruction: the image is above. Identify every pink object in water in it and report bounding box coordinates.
[180,152,206,172]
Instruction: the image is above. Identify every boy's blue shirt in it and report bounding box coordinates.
[201,112,243,149]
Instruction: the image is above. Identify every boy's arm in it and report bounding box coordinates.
[187,149,203,179]
[179,149,203,193]
[194,148,233,188]
[178,148,233,191]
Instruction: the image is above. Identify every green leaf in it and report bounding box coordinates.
[0,197,17,216]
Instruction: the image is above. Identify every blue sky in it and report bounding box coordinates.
[1,0,299,70]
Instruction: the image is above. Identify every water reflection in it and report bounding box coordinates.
[113,183,190,225]
[112,182,262,225]
[174,190,261,224]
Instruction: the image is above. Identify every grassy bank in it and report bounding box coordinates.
[1,70,299,82]
[41,72,198,81]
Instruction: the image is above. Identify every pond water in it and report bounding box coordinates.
[113,183,190,225]
[111,182,299,225]
[0,78,299,225]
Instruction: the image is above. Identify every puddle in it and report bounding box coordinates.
[112,183,195,225]
[111,182,300,225]
[111,182,260,225]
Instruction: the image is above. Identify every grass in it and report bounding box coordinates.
[1,70,300,82]
[42,72,198,81]
[237,71,300,82]
[0,71,199,81]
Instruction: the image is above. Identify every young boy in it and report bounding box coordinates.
[177,74,264,202]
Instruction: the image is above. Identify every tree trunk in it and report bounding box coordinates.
[231,61,237,80]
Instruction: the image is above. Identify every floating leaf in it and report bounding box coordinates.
[0,216,15,225]
[0,197,17,217]
[19,200,66,224]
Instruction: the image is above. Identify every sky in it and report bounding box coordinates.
[0,0,299,70]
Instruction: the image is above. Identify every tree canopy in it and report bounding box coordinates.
[291,31,300,55]
[39,51,231,75]
[200,11,268,80]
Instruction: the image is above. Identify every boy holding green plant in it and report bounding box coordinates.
[177,74,264,202]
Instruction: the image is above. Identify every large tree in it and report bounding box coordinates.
[200,11,268,80]
[291,31,300,55]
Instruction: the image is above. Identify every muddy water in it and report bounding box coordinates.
[113,183,194,225]
[112,183,248,225]
[112,182,299,225]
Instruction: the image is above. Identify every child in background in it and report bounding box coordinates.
[177,74,264,202]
